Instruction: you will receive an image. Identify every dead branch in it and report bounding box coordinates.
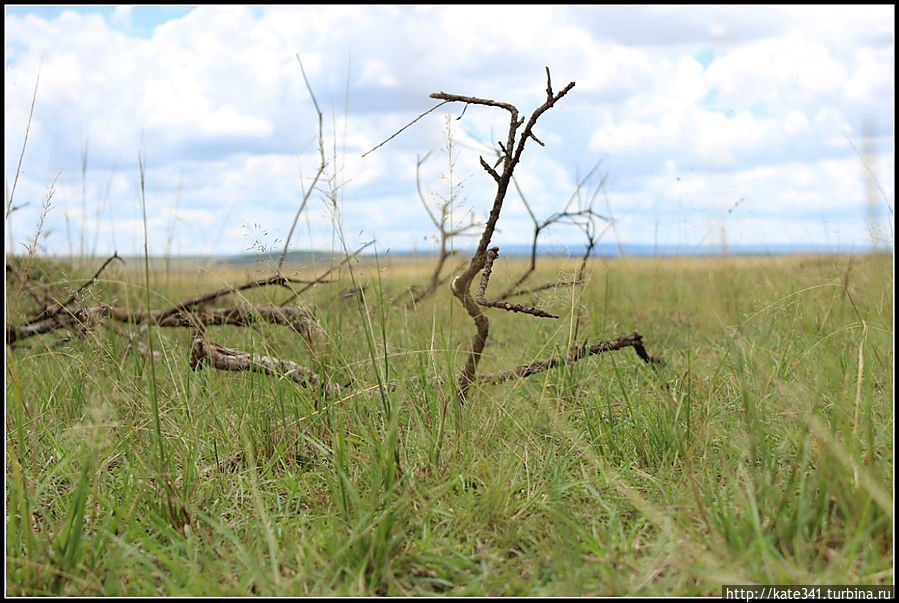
[496,163,607,300]
[101,303,321,340]
[187,328,662,398]
[6,303,321,345]
[6,253,121,344]
[436,67,576,400]
[504,217,607,299]
[141,241,369,323]
[189,337,344,398]
[154,274,315,323]
[7,311,82,344]
[24,252,123,325]
[477,331,662,385]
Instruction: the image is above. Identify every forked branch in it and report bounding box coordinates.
[476,247,558,318]
[436,68,576,400]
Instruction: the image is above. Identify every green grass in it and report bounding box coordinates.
[5,251,893,595]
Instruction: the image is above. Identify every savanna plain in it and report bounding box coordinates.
[5,249,894,596]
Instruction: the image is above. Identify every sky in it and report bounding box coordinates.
[4,5,895,258]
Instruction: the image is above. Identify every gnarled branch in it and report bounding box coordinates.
[436,68,576,401]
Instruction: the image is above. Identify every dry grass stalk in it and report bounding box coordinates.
[276,53,326,277]
[403,119,480,309]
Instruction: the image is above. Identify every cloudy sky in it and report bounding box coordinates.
[4,5,894,258]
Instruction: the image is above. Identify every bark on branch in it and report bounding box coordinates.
[189,337,344,398]
[435,68,577,401]
[477,331,662,385]
[187,331,662,399]
[6,303,321,345]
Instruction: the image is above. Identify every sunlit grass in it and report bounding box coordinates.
[5,251,893,595]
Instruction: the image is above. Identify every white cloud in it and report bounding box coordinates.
[110,6,132,30]
[4,5,893,257]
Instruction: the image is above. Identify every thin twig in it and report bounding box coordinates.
[25,252,123,325]
[361,100,451,158]
[155,273,313,322]
[475,247,558,318]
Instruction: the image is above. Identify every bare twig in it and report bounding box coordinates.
[25,252,123,325]
[154,273,314,323]
[101,303,321,341]
[475,247,558,318]
[361,100,452,158]
[503,224,604,299]
[7,303,321,346]
[497,161,607,300]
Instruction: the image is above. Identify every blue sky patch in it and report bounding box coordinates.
[749,102,769,119]
[694,47,715,70]
[6,6,195,38]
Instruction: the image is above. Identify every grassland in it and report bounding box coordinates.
[5,250,894,596]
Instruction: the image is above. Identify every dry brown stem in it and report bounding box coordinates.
[184,328,662,405]
[436,68,576,400]
[103,303,320,340]
[150,274,304,325]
